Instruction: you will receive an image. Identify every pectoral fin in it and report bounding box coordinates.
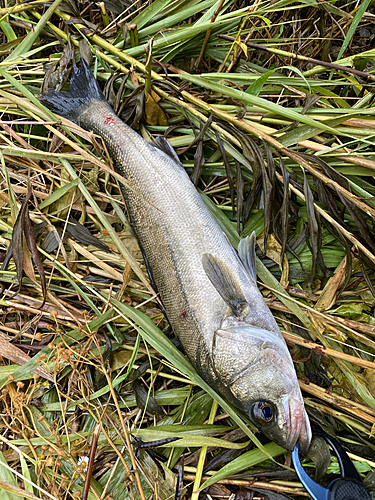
[238,232,257,283]
[202,254,247,315]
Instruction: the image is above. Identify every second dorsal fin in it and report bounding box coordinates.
[238,232,257,283]
[153,136,182,165]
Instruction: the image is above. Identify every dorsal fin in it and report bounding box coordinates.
[153,136,182,165]
[238,232,257,283]
[202,254,247,316]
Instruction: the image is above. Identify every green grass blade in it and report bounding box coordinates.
[179,74,349,134]
[337,0,372,60]
[39,178,80,209]
[200,441,285,490]
[5,0,64,62]
[0,20,16,41]
[0,451,18,500]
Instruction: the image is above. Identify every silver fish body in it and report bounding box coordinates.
[40,61,311,452]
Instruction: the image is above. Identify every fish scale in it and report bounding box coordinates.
[40,60,311,452]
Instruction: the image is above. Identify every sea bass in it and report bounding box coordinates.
[40,60,311,452]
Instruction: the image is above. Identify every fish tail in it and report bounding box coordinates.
[39,59,105,123]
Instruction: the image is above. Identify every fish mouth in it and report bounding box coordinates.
[284,397,312,453]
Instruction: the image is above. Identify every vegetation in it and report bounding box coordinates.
[0,0,375,498]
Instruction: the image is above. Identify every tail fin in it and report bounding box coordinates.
[39,59,105,123]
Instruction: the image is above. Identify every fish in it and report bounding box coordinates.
[39,60,311,452]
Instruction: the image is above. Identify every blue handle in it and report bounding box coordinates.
[292,442,330,500]
[292,428,373,500]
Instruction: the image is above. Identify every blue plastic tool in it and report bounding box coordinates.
[292,427,372,500]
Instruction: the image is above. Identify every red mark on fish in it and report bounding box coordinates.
[104,116,116,125]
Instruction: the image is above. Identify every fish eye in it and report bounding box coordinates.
[250,401,276,426]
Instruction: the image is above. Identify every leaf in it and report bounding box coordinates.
[146,424,232,435]
[39,179,80,209]
[145,92,168,126]
[0,481,40,500]
[250,14,271,27]
[308,435,331,481]
[10,188,46,306]
[162,391,214,467]
[280,65,311,92]
[255,255,314,331]
[11,188,31,294]
[191,139,205,186]
[132,379,164,416]
[0,36,25,55]
[315,255,347,311]
[19,455,35,497]
[137,0,219,37]
[134,429,249,449]
[133,0,178,30]
[236,159,244,234]
[66,218,111,253]
[111,349,136,370]
[0,450,18,500]
[0,21,16,43]
[41,228,62,254]
[41,41,74,93]
[0,152,18,224]
[245,69,275,96]
[235,40,248,58]
[364,368,375,399]
[23,205,47,307]
[216,131,235,214]
[303,171,328,283]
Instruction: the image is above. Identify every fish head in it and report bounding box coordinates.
[212,321,311,453]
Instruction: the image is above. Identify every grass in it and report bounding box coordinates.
[1,0,375,498]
